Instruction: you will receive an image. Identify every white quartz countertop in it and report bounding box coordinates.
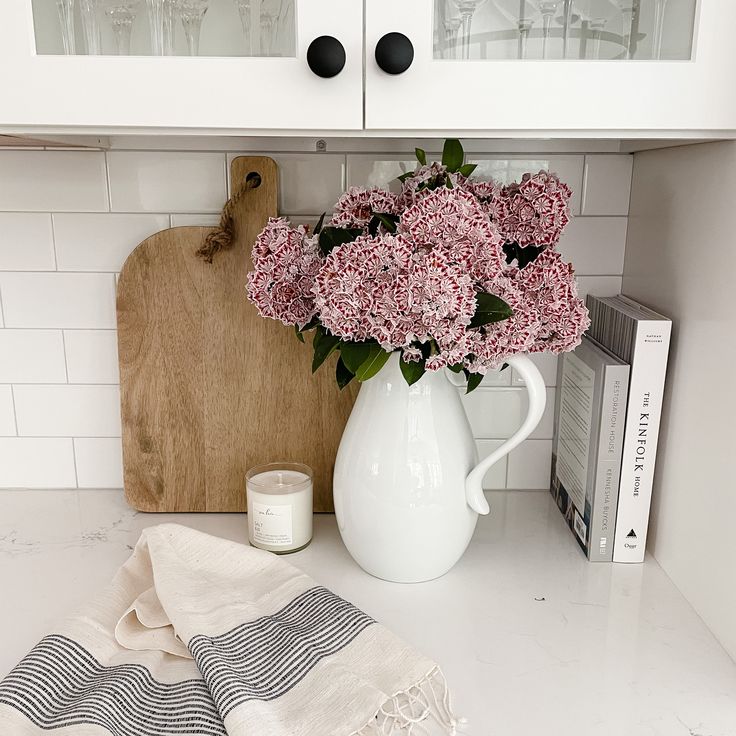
[1,489,735,736]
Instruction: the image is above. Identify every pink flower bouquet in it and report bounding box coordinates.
[247,140,589,393]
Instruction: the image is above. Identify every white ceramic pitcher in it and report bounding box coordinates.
[333,352,546,583]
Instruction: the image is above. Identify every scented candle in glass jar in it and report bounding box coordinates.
[245,463,313,553]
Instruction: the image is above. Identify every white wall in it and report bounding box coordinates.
[623,141,736,661]
[0,145,631,492]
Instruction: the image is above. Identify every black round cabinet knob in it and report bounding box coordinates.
[306,36,346,78]
[375,32,414,75]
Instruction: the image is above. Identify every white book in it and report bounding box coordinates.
[585,295,672,563]
[551,336,629,561]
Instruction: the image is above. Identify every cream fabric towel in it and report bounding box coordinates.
[0,524,457,736]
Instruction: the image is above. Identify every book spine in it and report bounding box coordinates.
[613,320,672,562]
[588,364,629,562]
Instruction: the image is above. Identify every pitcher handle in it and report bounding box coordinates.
[465,354,547,515]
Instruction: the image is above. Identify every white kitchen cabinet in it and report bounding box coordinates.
[365,0,736,136]
[1,0,736,137]
[0,0,363,132]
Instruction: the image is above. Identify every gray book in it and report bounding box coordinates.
[551,335,630,561]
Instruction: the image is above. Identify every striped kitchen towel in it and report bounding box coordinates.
[0,523,458,736]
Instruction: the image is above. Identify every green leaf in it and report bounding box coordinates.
[399,354,425,386]
[441,139,464,172]
[397,171,413,183]
[294,324,305,343]
[340,341,374,374]
[415,147,427,165]
[336,356,355,390]
[447,363,464,374]
[318,227,363,256]
[465,370,484,394]
[355,345,391,382]
[501,362,509,371]
[458,163,477,177]
[502,241,544,269]
[469,292,514,328]
[374,212,400,233]
[313,212,326,235]
[312,328,340,373]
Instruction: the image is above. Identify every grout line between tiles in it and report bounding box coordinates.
[71,437,80,489]
[104,151,113,212]
[9,386,19,436]
[60,331,70,383]
[49,213,59,270]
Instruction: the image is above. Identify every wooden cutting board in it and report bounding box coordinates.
[117,156,357,513]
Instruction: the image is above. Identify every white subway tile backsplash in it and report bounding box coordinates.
[0,145,630,490]
[0,214,55,270]
[347,156,419,192]
[582,156,633,216]
[0,330,67,383]
[507,440,553,489]
[469,156,585,215]
[558,217,627,275]
[0,273,116,328]
[53,213,169,272]
[14,385,121,437]
[74,438,124,488]
[170,214,221,227]
[271,154,346,215]
[346,154,585,214]
[64,330,119,384]
[0,386,16,436]
[0,438,77,488]
[475,440,507,490]
[512,353,559,387]
[461,387,555,440]
[0,151,108,212]
[107,152,227,213]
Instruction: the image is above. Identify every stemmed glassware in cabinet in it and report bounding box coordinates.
[617,1,639,59]
[102,1,142,55]
[176,0,210,56]
[146,0,177,55]
[588,17,607,59]
[79,0,102,54]
[652,0,669,59]
[233,0,252,55]
[55,0,76,54]
[537,1,558,59]
[517,17,533,59]
[260,0,285,56]
[451,0,488,60]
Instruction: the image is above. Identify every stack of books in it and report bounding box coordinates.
[550,295,672,563]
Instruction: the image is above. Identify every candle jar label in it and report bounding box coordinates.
[252,503,293,546]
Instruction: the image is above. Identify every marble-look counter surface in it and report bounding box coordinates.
[1,488,735,736]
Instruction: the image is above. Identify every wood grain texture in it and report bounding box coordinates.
[118,156,356,513]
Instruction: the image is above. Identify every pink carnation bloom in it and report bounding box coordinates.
[330,186,400,229]
[494,171,572,249]
[246,217,322,328]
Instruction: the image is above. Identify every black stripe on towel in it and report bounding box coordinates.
[189,586,375,717]
[0,634,225,736]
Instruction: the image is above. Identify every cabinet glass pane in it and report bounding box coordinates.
[32,0,296,56]
[433,0,697,60]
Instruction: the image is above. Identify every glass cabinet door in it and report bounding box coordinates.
[32,0,297,58]
[0,0,362,132]
[433,0,697,61]
[366,0,736,135]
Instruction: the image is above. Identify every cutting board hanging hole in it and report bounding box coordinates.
[245,171,262,188]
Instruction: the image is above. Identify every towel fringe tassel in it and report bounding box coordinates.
[352,666,462,736]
